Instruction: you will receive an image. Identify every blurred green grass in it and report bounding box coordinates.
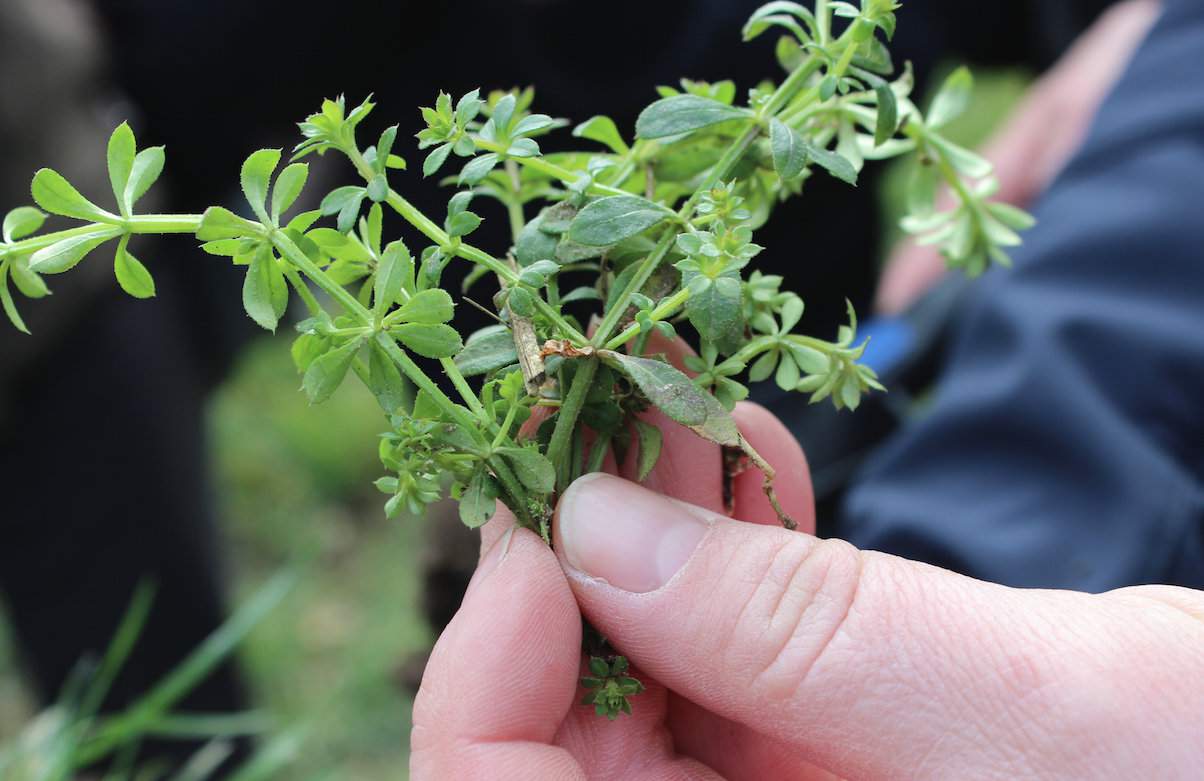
[0,66,1032,780]
[211,337,429,779]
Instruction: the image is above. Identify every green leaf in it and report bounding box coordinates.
[459,468,499,529]
[634,421,663,482]
[455,326,518,377]
[271,163,309,223]
[603,351,740,447]
[459,153,500,186]
[124,146,166,213]
[291,332,328,373]
[242,246,288,331]
[802,142,859,185]
[568,195,675,247]
[687,275,743,348]
[28,230,115,274]
[107,122,137,215]
[114,236,155,299]
[31,169,111,222]
[873,81,899,147]
[635,95,751,139]
[423,143,453,178]
[3,207,45,243]
[769,119,808,180]
[367,173,389,203]
[573,116,630,154]
[446,211,482,238]
[508,286,535,317]
[375,242,412,317]
[986,202,1037,232]
[397,288,454,325]
[927,66,973,129]
[929,135,993,179]
[8,257,48,298]
[368,340,411,415]
[0,267,29,334]
[392,323,463,359]
[515,217,559,267]
[500,448,555,494]
[604,353,707,426]
[240,149,282,221]
[196,206,260,241]
[303,338,362,404]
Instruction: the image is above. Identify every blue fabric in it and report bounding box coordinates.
[838,0,1204,592]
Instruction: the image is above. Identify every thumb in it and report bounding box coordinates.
[554,475,1204,780]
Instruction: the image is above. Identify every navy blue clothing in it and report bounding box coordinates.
[839,0,1204,592]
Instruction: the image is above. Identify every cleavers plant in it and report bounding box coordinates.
[0,0,1033,720]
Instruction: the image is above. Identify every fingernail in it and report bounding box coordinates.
[556,473,715,593]
[466,527,515,597]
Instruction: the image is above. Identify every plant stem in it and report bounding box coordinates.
[547,357,599,491]
[375,333,476,432]
[270,230,371,320]
[442,357,491,424]
[585,432,613,474]
[473,140,629,198]
[503,160,527,240]
[604,288,690,351]
[0,215,203,259]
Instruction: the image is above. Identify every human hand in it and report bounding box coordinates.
[875,0,1162,315]
[411,402,1204,780]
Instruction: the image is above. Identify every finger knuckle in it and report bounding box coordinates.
[736,537,864,705]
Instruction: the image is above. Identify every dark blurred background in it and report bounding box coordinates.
[0,0,1119,775]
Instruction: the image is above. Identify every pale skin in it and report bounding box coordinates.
[410,399,1204,779]
[876,0,1162,315]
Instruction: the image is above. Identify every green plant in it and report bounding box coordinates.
[0,576,297,780]
[0,0,1032,717]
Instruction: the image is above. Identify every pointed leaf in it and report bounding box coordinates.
[107,122,137,214]
[769,119,807,180]
[500,448,555,494]
[196,207,259,241]
[368,340,411,414]
[124,147,166,213]
[397,288,454,325]
[31,169,111,222]
[459,153,500,186]
[3,207,45,243]
[603,351,740,447]
[568,195,675,247]
[801,141,858,185]
[240,149,282,220]
[873,81,899,147]
[573,116,629,154]
[242,247,287,331]
[0,267,29,334]
[634,421,663,482]
[8,258,49,299]
[455,326,519,377]
[927,67,973,129]
[271,163,309,222]
[459,468,499,529]
[29,231,115,274]
[635,95,751,139]
[374,242,413,317]
[392,323,463,359]
[303,338,362,404]
[114,237,156,299]
[423,143,453,178]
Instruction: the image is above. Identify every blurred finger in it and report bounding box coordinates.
[412,528,584,779]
